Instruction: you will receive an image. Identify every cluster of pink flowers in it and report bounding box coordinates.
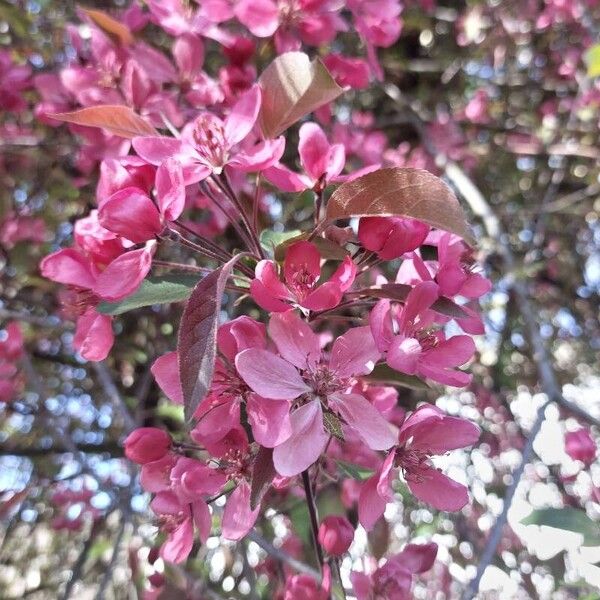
[33,1,492,596]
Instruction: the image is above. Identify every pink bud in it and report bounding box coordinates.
[565,428,596,466]
[124,427,171,464]
[318,515,354,556]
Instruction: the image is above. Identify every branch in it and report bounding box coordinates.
[246,530,321,580]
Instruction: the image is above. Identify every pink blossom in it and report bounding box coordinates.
[98,160,185,243]
[351,542,437,600]
[251,241,356,312]
[283,565,331,600]
[234,0,346,53]
[133,85,284,183]
[0,214,46,249]
[323,54,371,89]
[236,311,396,476]
[358,217,430,260]
[0,50,31,112]
[358,404,480,529]
[370,281,476,387]
[565,428,596,466]
[124,428,172,464]
[318,515,354,556]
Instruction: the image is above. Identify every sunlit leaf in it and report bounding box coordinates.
[97,275,198,315]
[50,105,157,139]
[365,363,430,390]
[585,44,600,78]
[325,167,475,246]
[80,7,134,45]
[258,52,343,138]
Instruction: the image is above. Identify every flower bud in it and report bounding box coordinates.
[565,428,596,466]
[124,427,171,464]
[318,515,354,556]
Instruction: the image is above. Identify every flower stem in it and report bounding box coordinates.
[302,469,324,572]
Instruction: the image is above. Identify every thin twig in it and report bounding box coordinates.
[302,469,324,572]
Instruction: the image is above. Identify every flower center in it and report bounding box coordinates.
[62,287,99,318]
[288,266,317,300]
[192,115,228,172]
[219,449,251,482]
[302,363,347,400]
[395,447,430,481]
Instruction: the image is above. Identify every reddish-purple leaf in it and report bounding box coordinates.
[177,255,246,423]
[50,105,157,139]
[80,7,134,45]
[325,167,475,246]
[250,446,277,510]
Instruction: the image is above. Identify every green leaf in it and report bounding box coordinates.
[97,274,199,315]
[521,508,600,546]
[336,459,375,481]
[365,363,430,390]
[260,229,303,256]
[323,411,344,441]
[585,44,600,77]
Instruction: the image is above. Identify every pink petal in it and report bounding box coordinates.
[392,542,438,574]
[151,352,184,404]
[161,516,193,563]
[222,481,260,540]
[268,311,320,369]
[425,335,476,368]
[156,158,186,222]
[235,348,310,400]
[330,327,380,377]
[460,273,492,298]
[273,400,329,477]
[173,34,204,76]
[298,122,332,182]
[399,280,439,332]
[247,394,292,447]
[407,466,469,511]
[98,187,162,243]
[93,243,155,302]
[350,572,373,600]
[230,137,285,171]
[369,299,394,353]
[250,279,292,312]
[358,474,387,531]
[387,337,422,375]
[329,392,396,450]
[250,260,293,312]
[217,316,266,362]
[234,0,279,37]
[263,163,310,192]
[40,248,96,289]
[284,241,321,286]
[192,499,212,543]
[410,415,480,454]
[417,363,472,387]
[328,255,357,292]
[302,281,344,311]
[132,136,182,165]
[73,309,114,362]
[224,84,261,145]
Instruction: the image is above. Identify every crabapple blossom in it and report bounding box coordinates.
[565,428,597,466]
[250,240,356,312]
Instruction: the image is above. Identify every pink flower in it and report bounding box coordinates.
[565,428,596,466]
[283,565,331,600]
[236,311,396,476]
[0,214,46,249]
[98,159,185,243]
[0,50,31,112]
[358,217,430,260]
[251,241,356,312]
[318,515,354,556]
[323,54,371,89]
[234,0,346,53]
[358,405,480,529]
[351,542,437,600]
[264,122,346,192]
[370,281,476,387]
[124,428,172,464]
[133,85,284,183]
